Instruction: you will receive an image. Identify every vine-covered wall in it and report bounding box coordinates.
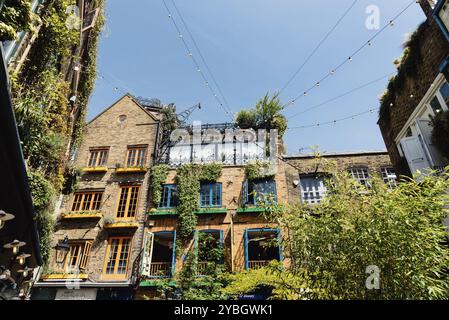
[8,0,105,267]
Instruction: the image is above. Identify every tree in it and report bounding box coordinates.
[236,92,287,137]
[223,164,449,300]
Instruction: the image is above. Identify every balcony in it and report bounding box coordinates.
[60,211,103,220]
[148,262,172,278]
[115,166,148,174]
[248,260,271,270]
[81,166,108,174]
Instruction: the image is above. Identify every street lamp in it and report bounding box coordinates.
[16,253,31,266]
[0,210,15,230]
[17,267,32,278]
[55,236,70,264]
[3,239,26,255]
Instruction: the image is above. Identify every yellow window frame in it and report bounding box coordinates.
[71,191,103,212]
[102,236,132,280]
[115,185,140,220]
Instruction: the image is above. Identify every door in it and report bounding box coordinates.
[140,232,154,277]
[416,119,445,167]
[400,136,431,174]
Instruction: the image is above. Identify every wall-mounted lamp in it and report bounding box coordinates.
[3,240,26,255]
[16,253,31,266]
[0,210,15,230]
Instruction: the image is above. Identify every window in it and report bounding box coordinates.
[200,183,222,207]
[438,0,449,32]
[103,237,132,279]
[439,82,449,107]
[71,191,103,212]
[380,167,397,189]
[243,179,277,205]
[55,242,92,273]
[126,146,147,167]
[116,186,140,219]
[196,230,223,276]
[159,185,178,208]
[348,167,371,188]
[244,229,281,270]
[141,231,176,278]
[299,174,327,205]
[430,96,443,114]
[88,148,108,167]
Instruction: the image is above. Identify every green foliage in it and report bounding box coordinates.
[9,0,105,267]
[150,164,170,206]
[175,163,222,238]
[244,160,275,181]
[431,110,449,159]
[236,92,287,137]
[0,0,35,41]
[222,262,317,300]
[274,166,449,299]
[379,23,424,120]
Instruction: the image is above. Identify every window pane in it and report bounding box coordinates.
[439,82,449,109]
[88,151,98,167]
[116,188,128,218]
[430,96,443,114]
[106,239,120,274]
[251,179,276,205]
[348,167,371,188]
[300,175,327,204]
[200,184,211,207]
[380,167,397,189]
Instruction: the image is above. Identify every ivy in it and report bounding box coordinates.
[150,164,170,206]
[244,160,275,180]
[175,163,223,239]
[0,0,35,41]
[9,0,105,266]
[378,23,424,120]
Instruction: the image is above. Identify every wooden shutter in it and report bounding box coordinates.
[79,241,92,271]
[140,232,154,277]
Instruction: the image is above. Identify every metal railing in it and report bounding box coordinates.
[248,260,271,269]
[149,262,171,277]
[196,262,208,276]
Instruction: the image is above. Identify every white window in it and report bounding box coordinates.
[299,174,327,205]
[396,77,449,175]
[380,167,397,189]
[348,167,371,188]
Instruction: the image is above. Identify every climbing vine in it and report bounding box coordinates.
[0,0,36,41]
[175,163,222,238]
[150,164,170,206]
[378,23,424,120]
[245,160,275,180]
[9,0,105,266]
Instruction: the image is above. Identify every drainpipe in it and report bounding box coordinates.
[230,212,235,272]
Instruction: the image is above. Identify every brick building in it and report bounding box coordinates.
[284,152,396,205]
[378,0,449,176]
[32,95,161,300]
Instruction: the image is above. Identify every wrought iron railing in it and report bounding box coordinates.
[248,260,271,269]
[149,262,172,277]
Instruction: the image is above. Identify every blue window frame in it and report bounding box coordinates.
[243,179,277,205]
[244,228,282,270]
[200,183,222,207]
[159,184,178,208]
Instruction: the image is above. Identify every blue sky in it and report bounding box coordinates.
[87,0,426,155]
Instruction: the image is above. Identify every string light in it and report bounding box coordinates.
[161,0,234,121]
[288,71,396,119]
[282,0,416,109]
[288,108,379,130]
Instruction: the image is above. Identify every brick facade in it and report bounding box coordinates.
[377,2,449,176]
[37,95,160,292]
[284,152,394,203]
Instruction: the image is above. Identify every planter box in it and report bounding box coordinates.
[41,274,88,280]
[195,208,227,215]
[103,221,139,229]
[147,208,227,216]
[60,211,103,220]
[147,209,177,216]
[81,166,108,173]
[236,207,266,214]
[115,167,148,173]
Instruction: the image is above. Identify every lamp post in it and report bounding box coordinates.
[55,236,70,265]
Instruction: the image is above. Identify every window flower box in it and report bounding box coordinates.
[115,166,148,173]
[81,166,108,173]
[40,273,89,280]
[103,220,139,229]
[60,211,103,220]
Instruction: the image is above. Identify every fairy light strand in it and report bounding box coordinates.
[279,0,359,95]
[161,0,234,121]
[283,0,417,109]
